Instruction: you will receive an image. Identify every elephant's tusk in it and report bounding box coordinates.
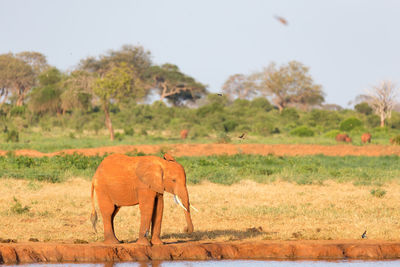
[174,195,188,212]
[190,204,199,212]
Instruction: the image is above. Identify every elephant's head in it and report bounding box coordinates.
[136,153,194,233]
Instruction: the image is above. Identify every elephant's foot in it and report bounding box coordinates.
[136,237,151,246]
[151,237,164,246]
[104,239,120,244]
[103,237,120,244]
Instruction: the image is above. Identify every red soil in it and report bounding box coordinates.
[1,240,400,264]
[1,144,400,157]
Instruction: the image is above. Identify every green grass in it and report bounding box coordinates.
[1,153,399,185]
[0,126,396,153]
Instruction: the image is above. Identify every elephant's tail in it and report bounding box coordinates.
[90,180,98,233]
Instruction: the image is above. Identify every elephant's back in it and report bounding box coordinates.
[94,154,162,181]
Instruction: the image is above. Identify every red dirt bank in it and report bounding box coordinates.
[1,144,400,157]
[1,241,400,264]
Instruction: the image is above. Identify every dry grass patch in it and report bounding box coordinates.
[0,178,400,243]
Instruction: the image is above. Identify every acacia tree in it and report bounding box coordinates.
[368,80,398,127]
[60,70,94,113]
[261,61,324,112]
[221,73,259,100]
[0,53,36,106]
[93,63,138,140]
[146,63,208,106]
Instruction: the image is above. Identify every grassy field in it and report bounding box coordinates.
[0,127,395,152]
[1,152,399,243]
[1,153,400,186]
[1,178,399,243]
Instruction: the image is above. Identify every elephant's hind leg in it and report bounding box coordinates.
[96,191,120,244]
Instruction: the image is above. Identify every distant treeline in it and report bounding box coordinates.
[1,93,399,143]
[0,44,397,142]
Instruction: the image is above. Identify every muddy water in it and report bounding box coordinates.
[17,260,400,267]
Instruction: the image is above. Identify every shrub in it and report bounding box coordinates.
[114,132,124,141]
[370,188,386,198]
[281,108,300,122]
[290,126,314,137]
[10,106,26,117]
[124,127,134,136]
[339,117,362,131]
[6,129,19,142]
[216,132,231,143]
[367,115,380,128]
[11,197,30,214]
[390,135,400,145]
[355,102,373,115]
[324,129,341,138]
[251,97,274,112]
[223,120,238,132]
[190,126,209,139]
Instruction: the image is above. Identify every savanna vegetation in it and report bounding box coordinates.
[1,45,400,244]
[1,45,399,152]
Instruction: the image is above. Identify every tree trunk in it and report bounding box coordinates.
[380,113,385,127]
[103,104,115,141]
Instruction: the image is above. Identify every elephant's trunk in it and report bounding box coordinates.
[175,188,194,234]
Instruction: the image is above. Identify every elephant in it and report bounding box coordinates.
[361,133,372,144]
[335,133,352,143]
[90,153,194,245]
[180,129,189,139]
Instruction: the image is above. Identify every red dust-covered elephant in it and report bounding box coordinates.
[90,153,194,245]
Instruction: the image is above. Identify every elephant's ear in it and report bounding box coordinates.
[163,153,176,162]
[136,161,164,194]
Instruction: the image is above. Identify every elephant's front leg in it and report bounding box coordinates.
[137,189,156,246]
[150,193,164,245]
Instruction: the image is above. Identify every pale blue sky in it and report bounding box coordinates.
[1,0,399,107]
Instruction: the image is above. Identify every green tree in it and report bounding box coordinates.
[61,70,94,113]
[355,102,373,115]
[93,63,139,140]
[146,63,208,106]
[260,61,324,112]
[0,53,36,106]
[27,67,63,114]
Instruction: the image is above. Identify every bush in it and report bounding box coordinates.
[281,108,300,122]
[223,120,238,132]
[10,106,26,117]
[355,102,373,115]
[370,188,386,198]
[114,132,124,141]
[6,129,19,142]
[367,115,380,128]
[390,135,400,145]
[339,117,362,131]
[11,197,30,214]
[216,132,231,143]
[324,129,341,138]
[124,127,134,136]
[290,126,314,137]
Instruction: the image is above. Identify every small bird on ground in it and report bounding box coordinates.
[274,15,288,26]
[238,133,246,139]
[217,93,223,96]
[361,230,367,239]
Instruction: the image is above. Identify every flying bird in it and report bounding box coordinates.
[238,133,246,139]
[361,230,367,239]
[274,15,288,26]
[217,93,223,96]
